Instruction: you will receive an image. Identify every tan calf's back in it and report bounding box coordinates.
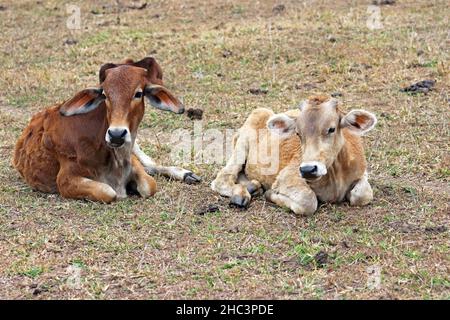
[241,108,301,189]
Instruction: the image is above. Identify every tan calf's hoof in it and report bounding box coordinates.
[230,184,251,208]
[230,194,250,208]
[264,189,273,200]
[247,180,263,196]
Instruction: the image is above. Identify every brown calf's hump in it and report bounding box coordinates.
[13,108,59,193]
[14,102,108,193]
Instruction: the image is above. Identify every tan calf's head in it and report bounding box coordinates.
[59,57,184,148]
[267,96,377,180]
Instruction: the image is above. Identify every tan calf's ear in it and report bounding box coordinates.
[144,84,185,114]
[340,110,377,135]
[59,88,106,116]
[267,114,297,137]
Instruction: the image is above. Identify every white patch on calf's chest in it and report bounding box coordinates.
[100,147,133,198]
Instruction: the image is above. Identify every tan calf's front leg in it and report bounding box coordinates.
[228,173,262,207]
[265,164,317,216]
[346,172,373,206]
[211,133,261,207]
[57,165,117,203]
[131,155,157,198]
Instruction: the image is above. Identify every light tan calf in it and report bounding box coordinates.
[211,96,377,215]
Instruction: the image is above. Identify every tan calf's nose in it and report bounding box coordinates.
[300,165,318,179]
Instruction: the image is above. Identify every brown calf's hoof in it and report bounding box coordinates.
[144,166,158,176]
[183,172,202,184]
[126,180,140,196]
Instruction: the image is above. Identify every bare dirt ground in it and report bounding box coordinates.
[0,0,448,299]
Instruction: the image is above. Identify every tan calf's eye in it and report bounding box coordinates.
[327,127,336,134]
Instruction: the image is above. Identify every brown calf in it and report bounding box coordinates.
[211,96,377,215]
[13,57,194,202]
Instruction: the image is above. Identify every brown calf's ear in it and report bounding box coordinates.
[59,88,106,116]
[267,113,297,137]
[340,110,377,135]
[144,84,185,114]
[99,57,162,84]
[133,57,163,85]
[121,58,134,64]
[99,63,118,83]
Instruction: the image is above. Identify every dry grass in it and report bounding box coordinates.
[0,0,449,299]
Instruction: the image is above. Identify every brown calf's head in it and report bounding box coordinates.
[267,96,377,181]
[59,57,184,148]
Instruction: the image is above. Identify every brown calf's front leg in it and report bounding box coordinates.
[57,165,117,203]
[265,164,317,216]
[133,143,201,184]
[130,155,157,198]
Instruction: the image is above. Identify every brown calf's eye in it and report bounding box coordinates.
[328,127,336,134]
[134,91,143,99]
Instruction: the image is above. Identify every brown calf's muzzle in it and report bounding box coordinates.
[102,65,148,149]
[106,127,129,148]
[100,57,185,115]
[59,57,188,148]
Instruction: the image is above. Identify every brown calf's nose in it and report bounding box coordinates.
[108,128,128,146]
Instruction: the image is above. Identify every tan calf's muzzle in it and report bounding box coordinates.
[299,161,328,180]
[300,164,318,179]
